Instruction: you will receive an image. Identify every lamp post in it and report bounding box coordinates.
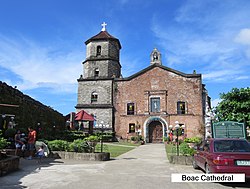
[98,121,109,153]
[99,121,104,152]
[181,124,186,139]
[175,121,180,156]
[174,121,186,156]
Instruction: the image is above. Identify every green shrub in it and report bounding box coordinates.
[0,131,9,149]
[47,130,87,142]
[69,139,91,153]
[179,142,196,156]
[184,137,202,144]
[130,135,143,142]
[164,136,170,142]
[48,140,69,151]
[93,131,115,142]
[102,134,113,142]
[48,139,93,153]
[130,136,136,141]
[4,128,16,138]
[84,135,99,142]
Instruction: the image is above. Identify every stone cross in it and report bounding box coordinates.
[101,22,107,31]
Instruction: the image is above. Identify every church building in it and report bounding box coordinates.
[76,23,211,143]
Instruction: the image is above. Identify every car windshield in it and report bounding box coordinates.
[214,140,250,152]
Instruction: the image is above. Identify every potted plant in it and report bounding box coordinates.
[84,135,99,152]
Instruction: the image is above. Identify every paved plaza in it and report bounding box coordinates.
[0,144,249,189]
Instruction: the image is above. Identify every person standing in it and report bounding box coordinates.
[27,126,37,160]
[14,130,23,156]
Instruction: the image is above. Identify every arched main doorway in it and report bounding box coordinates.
[143,116,168,143]
[149,121,163,143]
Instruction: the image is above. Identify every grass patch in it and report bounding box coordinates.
[111,141,141,147]
[165,143,177,160]
[95,143,137,158]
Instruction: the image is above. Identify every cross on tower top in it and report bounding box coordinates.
[101,22,107,31]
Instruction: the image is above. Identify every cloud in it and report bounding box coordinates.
[186,40,220,56]
[234,28,250,58]
[150,1,250,83]
[211,98,221,108]
[202,69,245,82]
[0,34,82,92]
[234,28,250,45]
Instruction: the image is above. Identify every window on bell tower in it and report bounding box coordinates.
[96,46,101,56]
[94,68,99,77]
[91,92,98,103]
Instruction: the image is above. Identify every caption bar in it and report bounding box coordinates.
[171,173,245,182]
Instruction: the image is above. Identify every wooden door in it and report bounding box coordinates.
[149,121,163,143]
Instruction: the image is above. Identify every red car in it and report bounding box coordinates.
[193,138,250,178]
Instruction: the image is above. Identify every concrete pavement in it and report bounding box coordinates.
[0,144,249,189]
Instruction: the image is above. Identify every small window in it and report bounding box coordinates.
[150,97,160,112]
[96,46,101,56]
[91,92,98,103]
[127,103,135,115]
[129,123,135,133]
[94,68,99,77]
[177,101,185,114]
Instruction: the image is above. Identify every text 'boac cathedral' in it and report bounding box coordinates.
[76,23,212,143]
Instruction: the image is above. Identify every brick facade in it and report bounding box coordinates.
[114,65,205,142]
[76,27,208,142]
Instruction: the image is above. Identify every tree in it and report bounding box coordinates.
[214,87,250,127]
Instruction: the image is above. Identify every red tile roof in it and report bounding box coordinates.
[91,31,117,40]
[75,110,94,121]
[85,31,121,48]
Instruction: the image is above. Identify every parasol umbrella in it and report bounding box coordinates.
[75,110,94,121]
[35,141,50,157]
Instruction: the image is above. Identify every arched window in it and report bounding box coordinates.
[94,68,99,77]
[96,46,101,56]
[91,92,98,103]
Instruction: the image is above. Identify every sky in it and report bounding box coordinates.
[0,0,250,115]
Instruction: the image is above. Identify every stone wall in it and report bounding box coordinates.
[0,156,19,176]
[77,80,113,104]
[0,81,65,129]
[84,41,120,78]
[168,155,193,165]
[80,108,113,128]
[50,151,110,161]
[77,79,114,127]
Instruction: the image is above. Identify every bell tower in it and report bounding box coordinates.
[150,48,162,65]
[83,22,122,79]
[76,23,122,130]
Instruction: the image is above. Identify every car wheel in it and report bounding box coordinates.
[192,159,199,169]
[205,164,211,174]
